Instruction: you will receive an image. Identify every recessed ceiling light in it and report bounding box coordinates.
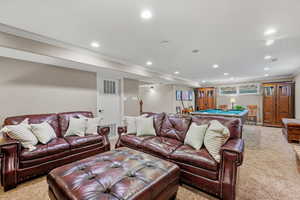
[265,39,274,46]
[264,55,272,60]
[212,64,219,69]
[264,74,269,77]
[174,71,180,74]
[146,61,152,66]
[264,67,270,71]
[90,41,100,48]
[224,72,229,76]
[230,77,234,80]
[264,28,277,36]
[160,40,169,44]
[141,10,152,19]
[202,80,206,83]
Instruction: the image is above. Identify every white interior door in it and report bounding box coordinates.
[97,73,122,138]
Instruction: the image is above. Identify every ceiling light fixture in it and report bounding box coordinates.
[192,49,200,53]
[265,39,274,46]
[174,71,180,74]
[264,67,270,71]
[230,77,234,80]
[264,28,277,36]
[90,41,100,48]
[141,10,152,19]
[224,72,229,76]
[264,74,269,77]
[212,64,219,69]
[264,55,272,60]
[146,61,152,66]
[202,80,206,83]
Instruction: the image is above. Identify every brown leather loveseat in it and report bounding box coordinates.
[116,113,244,200]
[0,111,110,191]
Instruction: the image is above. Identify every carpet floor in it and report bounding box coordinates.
[1,125,300,200]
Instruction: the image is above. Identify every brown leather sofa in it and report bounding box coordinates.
[116,113,244,200]
[0,111,110,191]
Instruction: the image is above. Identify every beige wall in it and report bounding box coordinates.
[123,78,140,116]
[139,84,195,114]
[294,73,300,118]
[0,57,97,123]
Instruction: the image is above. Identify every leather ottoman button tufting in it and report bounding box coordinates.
[47,147,180,200]
[111,162,122,168]
[127,171,136,177]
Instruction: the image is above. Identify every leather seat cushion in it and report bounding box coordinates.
[20,150,71,168]
[170,145,218,171]
[140,137,182,158]
[119,134,154,148]
[64,135,103,149]
[20,138,70,161]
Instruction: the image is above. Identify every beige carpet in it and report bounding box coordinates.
[1,125,300,200]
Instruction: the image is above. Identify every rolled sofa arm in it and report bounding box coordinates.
[117,126,127,136]
[97,126,111,151]
[115,126,127,149]
[0,136,20,191]
[221,138,244,166]
[220,138,244,200]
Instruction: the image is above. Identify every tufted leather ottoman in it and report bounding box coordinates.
[47,147,180,200]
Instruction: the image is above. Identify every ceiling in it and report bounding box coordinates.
[0,0,300,84]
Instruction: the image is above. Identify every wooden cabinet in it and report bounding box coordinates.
[263,82,295,127]
[195,87,216,110]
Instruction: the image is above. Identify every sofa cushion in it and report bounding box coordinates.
[20,138,70,161]
[170,145,218,171]
[20,150,71,169]
[58,111,93,136]
[160,114,191,141]
[140,137,182,157]
[64,135,103,149]
[119,134,154,148]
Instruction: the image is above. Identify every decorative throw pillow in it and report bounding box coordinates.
[80,116,103,135]
[31,122,57,144]
[65,117,86,137]
[124,116,138,134]
[136,116,156,137]
[204,120,230,162]
[184,123,208,150]
[0,118,38,150]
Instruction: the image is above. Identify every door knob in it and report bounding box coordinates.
[98,109,104,113]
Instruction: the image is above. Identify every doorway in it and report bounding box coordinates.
[97,73,123,138]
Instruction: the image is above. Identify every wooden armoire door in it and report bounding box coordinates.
[195,87,216,110]
[263,82,294,127]
[198,89,206,110]
[263,84,276,126]
[206,88,216,109]
[275,83,294,125]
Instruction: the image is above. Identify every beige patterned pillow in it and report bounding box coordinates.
[1,118,38,150]
[136,116,156,137]
[65,117,86,137]
[184,123,208,150]
[31,122,57,144]
[204,120,230,162]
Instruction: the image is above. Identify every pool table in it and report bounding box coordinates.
[191,109,249,124]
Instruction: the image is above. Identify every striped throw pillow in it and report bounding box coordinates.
[204,120,230,162]
[1,118,38,150]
